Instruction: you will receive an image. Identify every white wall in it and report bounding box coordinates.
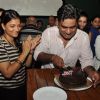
[0,0,62,16]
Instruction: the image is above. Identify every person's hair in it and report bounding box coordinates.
[91,15,100,22]
[0,8,5,13]
[57,4,80,21]
[0,8,5,34]
[49,15,56,20]
[37,20,43,25]
[79,11,88,19]
[1,9,20,25]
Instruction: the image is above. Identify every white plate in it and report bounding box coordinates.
[54,75,93,91]
[33,86,67,100]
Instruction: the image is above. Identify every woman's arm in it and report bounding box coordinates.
[0,49,30,79]
[0,36,31,78]
[88,32,92,41]
[25,35,41,67]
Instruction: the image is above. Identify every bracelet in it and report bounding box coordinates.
[15,59,23,66]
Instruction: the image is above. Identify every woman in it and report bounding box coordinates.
[78,11,90,33]
[0,9,41,100]
[89,15,100,56]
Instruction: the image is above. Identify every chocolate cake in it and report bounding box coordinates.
[59,67,87,88]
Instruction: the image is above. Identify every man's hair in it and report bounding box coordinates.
[57,4,80,21]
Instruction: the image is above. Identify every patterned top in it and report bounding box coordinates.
[0,37,26,88]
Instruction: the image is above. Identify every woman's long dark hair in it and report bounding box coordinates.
[0,9,22,51]
[0,8,5,35]
[0,9,21,33]
[78,11,90,33]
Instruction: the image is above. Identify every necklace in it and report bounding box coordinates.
[3,35,16,47]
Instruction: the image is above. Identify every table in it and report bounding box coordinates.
[27,68,100,100]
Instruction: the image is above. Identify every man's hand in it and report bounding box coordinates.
[88,71,100,88]
[51,55,64,68]
[84,66,100,87]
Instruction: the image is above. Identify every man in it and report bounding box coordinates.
[34,4,100,87]
[23,16,37,29]
[47,15,56,28]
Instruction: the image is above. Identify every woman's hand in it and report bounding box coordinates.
[30,35,41,53]
[22,35,32,56]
